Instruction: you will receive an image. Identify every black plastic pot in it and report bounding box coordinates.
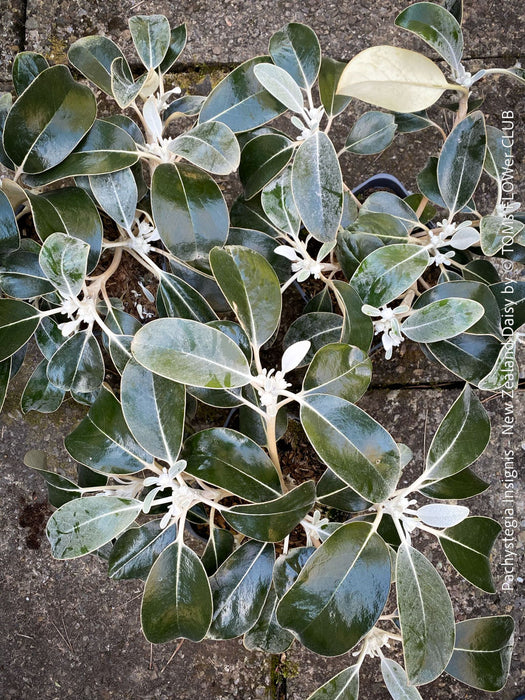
[352,173,410,199]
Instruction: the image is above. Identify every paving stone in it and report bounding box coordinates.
[0,0,25,81]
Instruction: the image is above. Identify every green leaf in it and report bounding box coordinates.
[445,616,514,691]
[351,244,429,307]
[401,298,484,342]
[90,168,137,231]
[444,0,463,23]
[439,516,501,592]
[108,520,177,580]
[269,23,321,89]
[169,121,240,176]
[208,541,274,639]
[47,331,104,394]
[307,665,359,700]
[21,359,64,414]
[68,35,132,95]
[230,193,281,237]
[284,313,343,366]
[253,64,305,114]
[201,527,235,576]
[3,65,96,174]
[0,244,54,298]
[480,215,524,257]
[23,119,138,187]
[478,341,519,392]
[419,468,488,500]
[484,125,507,183]
[65,385,153,475]
[157,272,218,322]
[396,543,455,684]
[261,166,300,236]
[240,133,294,199]
[345,111,397,155]
[159,24,187,73]
[273,546,316,597]
[39,232,89,297]
[381,658,423,700]
[199,57,286,132]
[210,245,281,348]
[395,110,433,133]
[395,2,463,73]
[303,343,372,402]
[28,187,102,272]
[141,539,212,642]
[292,131,343,243]
[226,227,292,283]
[360,191,420,232]
[0,357,10,413]
[121,358,185,464]
[425,333,502,385]
[301,394,400,503]
[109,57,148,109]
[352,212,409,243]
[244,586,294,654]
[12,52,49,94]
[164,95,205,123]
[182,428,282,502]
[425,384,490,480]
[337,46,451,112]
[24,449,81,507]
[331,280,374,352]
[0,188,20,254]
[129,15,171,69]
[131,318,252,388]
[47,495,141,559]
[223,481,315,542]
[151,162,228,262]
[437,111,486,215]
[316,468,370,513]
[276,522,391,656]
[0,299,40,362]
[319,57,353,117]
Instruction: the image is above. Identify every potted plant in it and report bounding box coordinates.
[0,2,522,697]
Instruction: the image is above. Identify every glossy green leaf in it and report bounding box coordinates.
[381,658,422,700]
[230,192,281,237]
[0,188,20,254]
[351,244,429,307]
[336,230,383,279]
[226,227,292,283]
[292,131,344,243]
[395,2,463,73]
[210,245,281,348]
[132,318,252,388]
[129,15,170,70]
[303,343,372,402]
[224,481,315,542]
[269,23,321,89]
[439,516,501,592]
[142,539,213,642]
[164,95,206,123]
[491,280,525,331]
[121,358,185,464]
[402,298,484,342]
[65,385,153,475]
[425,384,490,480]
[90,168,137,231]
[21,359,64,414]
[484,125,507,183]
[39,232,89,297]
[301,394,400,503]
[24,449,81,508]
[319,57,352,117]
[345,112,396,155]
[201,527,235,576]
[332,280,374,353]
[68,35,132,95]
[3,65,96,174]
[157,272,217,322]
[240,133,294,199]
[208,541,274,639]
[199,57,286,132]
[307,665,359,700]
[110,58,148,109]
[183,427,282,502]
[437,111,486,215]
[445,616,514,691]
[361,191,420,233]
[352,212,409,243]
[0,93,15,169]
[253,64,305,114]
[277,522,391,655]
[47,495,141,559]
[47,331,104,394]
[478,340,519,392]
[396,543,455,684]
[169,121,240,176]
[23,119,138,186]
[152,162,228,262]
[12,52,49,94]
[419,468,488,500]
[0,299,40,362]
[462,259,500,286]
[425,333,502,385]
[0,244,54,298]
[159,24,187,73]
[480,215,524,257]
[284,313,343,365]
[395,110,433,133]
[108,520,177,580]
[273,546,316,598]
[261,166,300,236]
[316,468,370,513]
[243,586,294,653]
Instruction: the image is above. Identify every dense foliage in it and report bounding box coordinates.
[0,2,522,697]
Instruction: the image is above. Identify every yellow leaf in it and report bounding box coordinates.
[337,46,455,113]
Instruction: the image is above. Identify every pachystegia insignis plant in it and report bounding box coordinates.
[0,2,522,697]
